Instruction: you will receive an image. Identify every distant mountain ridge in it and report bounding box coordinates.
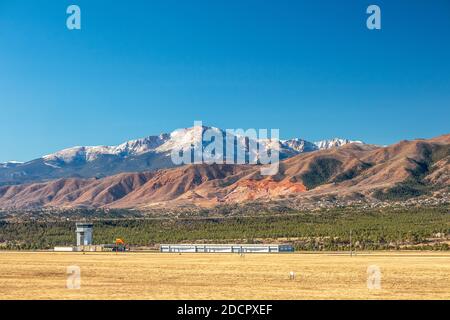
[0,133,448,210]
[0,161,24,169]
[0,125,363,185]
[41,128,361,164]
[42,133,171,163]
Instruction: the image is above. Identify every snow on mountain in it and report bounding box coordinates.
[281,138,318,153]
[156,126,266,162]
[314,138,363,150]
[43,134,170,164]
[0,161,24,168]
[155,126,206,153]
[0,127,367,186]
[38,127,364,165]
[116,133,170,155]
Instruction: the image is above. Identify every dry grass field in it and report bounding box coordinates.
[0,251,449,300]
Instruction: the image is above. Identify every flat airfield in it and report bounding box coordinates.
[0,251,449,300]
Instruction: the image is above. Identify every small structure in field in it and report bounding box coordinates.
[76,222,93,246]
[160,244,294,253]
[54,223,121,252]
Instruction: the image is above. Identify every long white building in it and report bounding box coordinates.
[160,244,294,253]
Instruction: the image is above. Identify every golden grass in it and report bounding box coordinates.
[0,251,449,300]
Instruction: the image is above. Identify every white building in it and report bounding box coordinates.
[76,223,93,246]
[54,246,76,252]
[160,244,294,253]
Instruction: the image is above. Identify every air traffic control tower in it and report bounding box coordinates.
[76,223,93,246]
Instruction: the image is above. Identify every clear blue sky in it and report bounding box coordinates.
[0,0,449,162]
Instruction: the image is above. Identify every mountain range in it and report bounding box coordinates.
[0,126,361,186]
[0,128,448,211]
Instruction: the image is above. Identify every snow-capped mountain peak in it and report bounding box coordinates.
[115,134,170,156]
[0,161,24,168]
[0,126,366,185]
[43,134,171,164]
[314,138,363,150]
[155,125,212,153]
[281,138,318,153]
[25,127,364,165]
